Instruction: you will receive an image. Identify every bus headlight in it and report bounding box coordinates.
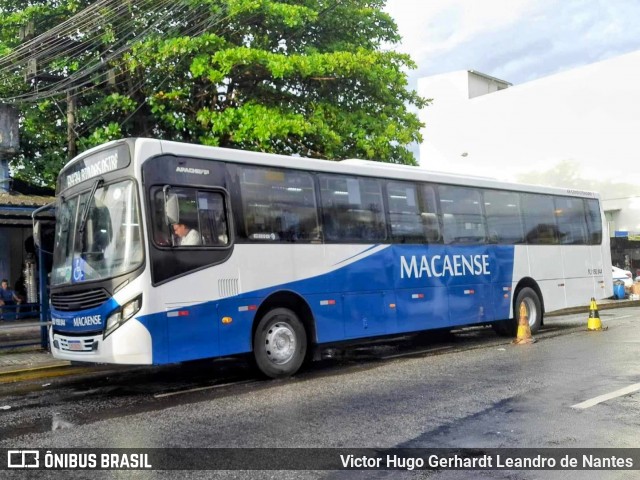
[105,295,142,337]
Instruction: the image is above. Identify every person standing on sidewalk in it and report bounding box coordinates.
[0,278,22,320]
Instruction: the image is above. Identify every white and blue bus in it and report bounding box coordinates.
[47,138,612,377]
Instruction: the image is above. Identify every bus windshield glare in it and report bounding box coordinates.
[51,179,143,286]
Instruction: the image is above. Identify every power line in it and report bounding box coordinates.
[0,0,125,70]
[0,0,192,102]
[70,5,234,136]
[2,0,347,143]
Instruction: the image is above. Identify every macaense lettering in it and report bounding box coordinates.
[73,315,102,327]
[400,254,490,279]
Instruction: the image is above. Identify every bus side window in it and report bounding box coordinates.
[197,191,230,246]
[442,213,456,244]
[521,193,559,245]
[239,166,319,243]
[585,199,602,245]
[319,174,386,243]
[484,190,525,244]
[170,191,199,246]
[420,184,441,243]
[150,187,229,247]
[438,185,486,244]
[555,196,588,245]
[386,181,424,243]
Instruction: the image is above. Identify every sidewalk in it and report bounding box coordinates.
[0,349,70,376]
[0,320,70,382]
[0,297,639,383]
[546,297,640,316]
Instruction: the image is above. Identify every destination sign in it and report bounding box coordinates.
[59,143,130,192]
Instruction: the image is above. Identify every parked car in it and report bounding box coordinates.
[612,266,634,288]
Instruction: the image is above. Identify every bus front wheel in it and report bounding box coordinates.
[253,308,307,378]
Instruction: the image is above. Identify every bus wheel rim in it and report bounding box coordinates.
[265,322,296,365]
[521,298,537,328]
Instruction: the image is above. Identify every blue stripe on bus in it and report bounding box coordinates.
[139,244,515,364]
[52,244,515,364]
[50,297,120,332]
[332,244,381,266]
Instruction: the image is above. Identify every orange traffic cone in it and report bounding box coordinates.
[513,302,536,344]
[587,297,605,331]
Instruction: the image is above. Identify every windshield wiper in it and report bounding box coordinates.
[78,178,103,241]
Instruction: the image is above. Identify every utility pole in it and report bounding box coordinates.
[66,90,77,159]
[0,104,19,193]
[24,20,80,160]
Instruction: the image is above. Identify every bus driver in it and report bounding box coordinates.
[172,222,202,246]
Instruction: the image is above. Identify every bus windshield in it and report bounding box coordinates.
[51,179,143,286]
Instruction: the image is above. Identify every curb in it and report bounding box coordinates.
[546,299,640,317]
[0,361,72,379]
[597,299,640,310]
[0,344,72,379]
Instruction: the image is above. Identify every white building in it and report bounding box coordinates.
[417,50,640,242]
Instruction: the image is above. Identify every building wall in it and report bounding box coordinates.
[417,50,640,199]
[467,71,510,99]
[418,70,471,106]
[417,53,640,272]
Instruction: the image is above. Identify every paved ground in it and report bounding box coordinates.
[0,320,68,378]
[0,297,638,381]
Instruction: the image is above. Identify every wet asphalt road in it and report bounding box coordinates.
[1,307,639,480]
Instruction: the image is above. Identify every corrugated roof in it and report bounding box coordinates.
[0,192,55,226]
[0,192,54,207]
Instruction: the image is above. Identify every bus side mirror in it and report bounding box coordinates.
[32,201,55,249]
[164,189,180,225]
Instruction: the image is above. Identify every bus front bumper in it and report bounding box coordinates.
[49,318,153,365]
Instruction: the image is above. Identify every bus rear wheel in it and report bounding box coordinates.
[253,308,307,378]
[515,287,542,333]
[493,287,542,337]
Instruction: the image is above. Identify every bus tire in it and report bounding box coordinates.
[515,287,542,334]
[253,308,307,378]
[492,287,543,336]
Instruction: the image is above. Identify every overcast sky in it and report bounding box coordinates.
[385,0,640,86]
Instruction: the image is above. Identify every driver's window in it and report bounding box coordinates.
[151,187,229,248]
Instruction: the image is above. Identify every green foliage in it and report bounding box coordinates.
[0,0,427,187]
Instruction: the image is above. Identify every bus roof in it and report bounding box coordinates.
[62,138,601,200]
[339,158,498,181]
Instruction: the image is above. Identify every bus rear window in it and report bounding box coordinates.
[585,199,603,245]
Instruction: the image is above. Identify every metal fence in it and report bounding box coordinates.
[0,245,51,350]
[0,302,48,349]
[0,302,40,321]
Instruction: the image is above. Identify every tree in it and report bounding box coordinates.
[0,0,427,187]
[517,159,637,201]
